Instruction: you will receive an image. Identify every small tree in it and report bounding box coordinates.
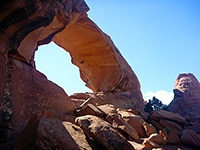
[144,96,168,113]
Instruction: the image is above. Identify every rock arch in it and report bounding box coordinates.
[0,0,144,144]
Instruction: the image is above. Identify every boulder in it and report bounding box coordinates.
[36,119,93,150]
[159,129,168,140]
[75,115,134,150]
[148,133,167,145]
[167,128,181,144]
[151,121,165,130]
[150,110,187,126]
[129,141,150,150]
[106,113,139,140]
[143,122,157,137]
[117,110,146,137]
[143,139,160,149]
[159,119,182,130]
[97,104,117,115]
[181,129,200,148]
[75,104,104,117]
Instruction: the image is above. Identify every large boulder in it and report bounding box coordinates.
[168,73,200,123]
[36,119,94,150]
[143,122,157,137]
[117,109,146,137]
[106,113,139,140]
[75,115,134,150]
[181,129,200,148]
[148,133,167,145]
[150,110,187,127]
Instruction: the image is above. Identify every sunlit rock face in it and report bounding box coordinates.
[168,73,200,125]
[173,73,200,98]
[0,0,144,146]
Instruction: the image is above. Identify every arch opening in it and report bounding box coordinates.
[35,41,92,95]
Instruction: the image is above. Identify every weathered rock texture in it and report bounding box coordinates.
[168,73,200,126]
[0,0,144,148]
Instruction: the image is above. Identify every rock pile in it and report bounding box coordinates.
[11,103,200,150]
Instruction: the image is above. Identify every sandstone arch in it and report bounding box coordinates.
[0,0,144,144]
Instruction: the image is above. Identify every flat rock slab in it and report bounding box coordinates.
[36,119,93,150]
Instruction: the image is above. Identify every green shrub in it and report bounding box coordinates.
[144,96,168,113]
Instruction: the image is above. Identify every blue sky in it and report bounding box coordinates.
[35,0,200,104]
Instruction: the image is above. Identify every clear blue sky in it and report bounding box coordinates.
[35,0,200,104]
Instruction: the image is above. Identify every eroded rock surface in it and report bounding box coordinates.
[168,73,200,129]
[76,115,134,150]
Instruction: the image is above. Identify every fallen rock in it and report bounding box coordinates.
[159,119,182,130]
[117,110,145,137]
[75,104,104,117]
[97,104,117,115]
[159,129,168,140]
[181,129,200,148]
[150,110,187,125]
[167,128,181,144]
[36,118,93,150]
[106,113,139,140]
[75,115,134,150]
[143,139,160,149]
[126,109,149,120]
[143,122,157,137]
[151,120,165,130]
[129,141,150,150]
[148,133,167,145]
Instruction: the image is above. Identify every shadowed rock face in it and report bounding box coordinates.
[0,0,144,145]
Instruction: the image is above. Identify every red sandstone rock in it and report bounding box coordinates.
[117,109,146,137]
[143,139,161,149]
[173,73,200,98]
[148,133,167,145]
[75,103,104,117]
[168,73,200,123]
[36,119,93,150]
[0,58,77,143]
[106,113,139,140]
[143,122,157,137]
[97,104,117,115]
[167,128,181,144]
[0,0,144,146]
[181,129,200,148]
[75,115,134,150]
[159,119,182,130]
[159,129,168,140]
[150,110,187,126]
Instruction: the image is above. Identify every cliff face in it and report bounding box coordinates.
[0,0,144,146]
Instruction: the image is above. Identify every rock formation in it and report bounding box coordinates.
[0,0,144,149]
[168,73,200,130]
[1,0,200,149]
